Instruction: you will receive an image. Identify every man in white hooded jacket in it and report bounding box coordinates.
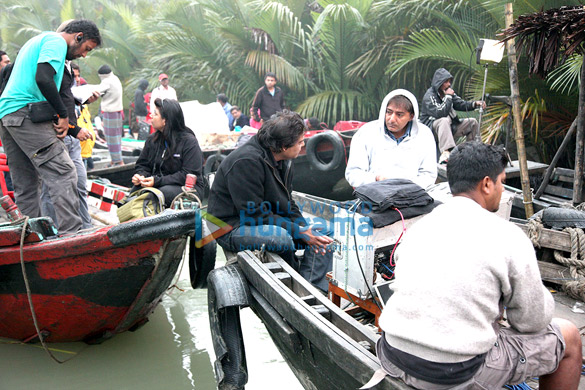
[345,89,437,189]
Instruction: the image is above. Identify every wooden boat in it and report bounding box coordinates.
[206,187,585,389]
[93,136,145,157]
[208,251,409,390]
[0,180,205,344]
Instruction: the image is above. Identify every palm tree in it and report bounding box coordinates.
[296,0,385,125]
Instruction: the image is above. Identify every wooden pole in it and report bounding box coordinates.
[573,55,585,205]
[505,3,533,218]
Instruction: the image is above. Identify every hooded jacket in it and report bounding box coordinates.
[207,135,307,237]
[419,68,475,130]
[134,79,149,117]
[345,89,437,189]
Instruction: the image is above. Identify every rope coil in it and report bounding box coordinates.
[525,212,585,302]
[553,227,585,301]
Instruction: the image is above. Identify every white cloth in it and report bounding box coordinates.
[345,89,437,189]
[379,196,554,363]
[97,72,123,112]
[179,100,229,133]
[150,85,177,113]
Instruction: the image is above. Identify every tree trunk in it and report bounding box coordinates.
[505,3,533,218]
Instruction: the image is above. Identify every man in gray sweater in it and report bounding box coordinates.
[374,142,581,389]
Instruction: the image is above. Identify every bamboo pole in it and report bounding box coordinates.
[505,3,533,218]
[573,55,585,204]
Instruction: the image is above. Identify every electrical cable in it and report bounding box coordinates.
[352,208,382,312]
[389,207,406,267]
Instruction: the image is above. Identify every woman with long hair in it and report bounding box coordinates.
[132,98,204,206]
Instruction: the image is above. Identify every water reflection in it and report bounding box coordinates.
[0,255,301,389]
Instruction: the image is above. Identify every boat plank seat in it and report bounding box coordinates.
[301,295,317,306]
[0,153,14,200]
[311,304,331,320]
[275,272,292,288]
[543,167,578,201]
[535,166,579,204]
[265,262,283,272]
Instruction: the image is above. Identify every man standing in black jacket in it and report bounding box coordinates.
[251,72,285,123]
[208,110,334,292]
[420,68,485,164]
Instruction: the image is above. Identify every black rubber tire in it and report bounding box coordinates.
[188,235,217,289]
[204,154,226,176]
[207,266,249,389]
[305,130,345,171]
[217,306,247,389]
[541,207,585,229]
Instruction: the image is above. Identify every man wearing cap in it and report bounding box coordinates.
[150,73,177,114]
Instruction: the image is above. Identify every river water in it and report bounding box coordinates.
[1,252,302,390]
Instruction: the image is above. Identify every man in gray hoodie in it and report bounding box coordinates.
[420,68,485,164]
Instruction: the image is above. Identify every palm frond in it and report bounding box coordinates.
[297,89,378,124]
[548,54,582,94]
[389,29,477,76]
[245,50,310,93]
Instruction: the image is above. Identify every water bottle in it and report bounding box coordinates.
[1,195,24,222]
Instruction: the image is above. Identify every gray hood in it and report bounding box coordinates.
[431,68,453,93]
[138,79,149,91]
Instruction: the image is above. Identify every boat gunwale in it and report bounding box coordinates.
[236,250,411,389]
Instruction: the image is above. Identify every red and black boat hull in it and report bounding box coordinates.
[0,209,196,343]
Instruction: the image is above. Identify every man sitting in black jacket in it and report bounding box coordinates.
[229,105,249,131]
[208,110,333,292]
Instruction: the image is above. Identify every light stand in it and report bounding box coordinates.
[475,39,505,137]
[477,64,489,139]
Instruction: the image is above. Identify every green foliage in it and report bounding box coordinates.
[0,0,581,160]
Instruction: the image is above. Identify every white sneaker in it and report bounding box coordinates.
[439,150,450,164]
